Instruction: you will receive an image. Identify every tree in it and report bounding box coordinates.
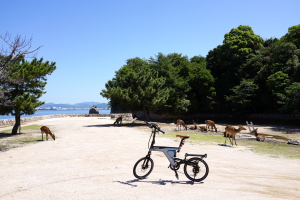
[206,25,263,109]
[266,71,290,110]
[225,79,258,113]
[281,24,300,48]
[101,57,172,120]
[149,53,191,114]
[1,33,42,106]
[149,53,215,114]
[187,56,215,112]
[0,58,56,134]
[279,82,300,117]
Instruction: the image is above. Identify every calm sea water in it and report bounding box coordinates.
[0,109,111,120]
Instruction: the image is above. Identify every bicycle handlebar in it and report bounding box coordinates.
[145,121,165,134]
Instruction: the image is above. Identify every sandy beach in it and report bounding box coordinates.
[0,117,299,200]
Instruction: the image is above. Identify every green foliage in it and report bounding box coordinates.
[206,25,263,109]
[281,24,300,48]
[266,71,290,107]
[101,57,172,120]
[279,82,300,117]
[225,79,258,113]
[150,53,216,114]
[102,24,300,117]
[0,58,56,134]
[101,53,216,116]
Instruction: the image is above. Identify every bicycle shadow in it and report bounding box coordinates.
[115,178,203,187]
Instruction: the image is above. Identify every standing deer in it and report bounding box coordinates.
[114,115,123,125]
[252,128,265,142]
[224,125,246,146]
[176,119,187,130]
[40,126,55,141]
[205,120,217,132]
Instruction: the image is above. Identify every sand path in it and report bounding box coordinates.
[0,117,299,200]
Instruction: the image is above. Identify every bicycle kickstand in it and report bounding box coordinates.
[174,170,179,180]
[168,165,179,180]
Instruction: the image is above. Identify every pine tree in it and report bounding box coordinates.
[0,58,56,134]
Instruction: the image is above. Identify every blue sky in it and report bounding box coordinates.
[1,0,299,104]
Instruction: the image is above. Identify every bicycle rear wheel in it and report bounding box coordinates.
[184,157,209,182]
[133,157,154,179]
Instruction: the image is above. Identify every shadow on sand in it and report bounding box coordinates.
[115,178,203,187]
[84,123,146,128]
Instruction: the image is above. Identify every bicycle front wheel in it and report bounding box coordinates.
[184,157,209,182]
[133,157,154,179]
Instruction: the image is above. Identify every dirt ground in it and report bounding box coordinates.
[0,117,299,200]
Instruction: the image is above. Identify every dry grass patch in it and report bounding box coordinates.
[0,124,45,152]
[131,121,300,159]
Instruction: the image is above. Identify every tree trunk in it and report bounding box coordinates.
[12,115,21,134]
[143,106,150,121]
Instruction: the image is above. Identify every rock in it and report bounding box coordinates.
[89,107,99,114]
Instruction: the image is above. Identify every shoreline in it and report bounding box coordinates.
[0,113,132,127]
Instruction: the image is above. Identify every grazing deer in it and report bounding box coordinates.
[176,119,187,130]
[252,128,265,142]
[205,120,217,132]
[224,125,246,146]
[114,115,123,125]
[40,126,55,141]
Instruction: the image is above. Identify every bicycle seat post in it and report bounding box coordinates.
[176,135,190,153]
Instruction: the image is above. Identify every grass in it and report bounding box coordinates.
[0,124,43,133]
[163,131,225,144]
[156,129,300,159]
[0,124,44,152]
[238,139,300,159]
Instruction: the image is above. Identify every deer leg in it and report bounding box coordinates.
[230,136,234,146]
[227,134,233,146]
[224,133,229,144]
[233,136,237,146]
[226,135,232,145]
[46,134,48,140]
[42,133,43,140]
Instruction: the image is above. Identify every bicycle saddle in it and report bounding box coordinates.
[176,135,190,139]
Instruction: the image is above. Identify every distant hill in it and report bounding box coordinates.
[40,102,109,108]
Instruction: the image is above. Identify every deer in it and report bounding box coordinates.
[199,126,208,131]
[176,119,187,130]
[114,115,123,125]
[205,120,217,132]
[251,128,265,142]
[40,126,55,141]
[224,125,246,146]
[188,120,198,130]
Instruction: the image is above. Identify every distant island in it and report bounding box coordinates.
[37,102,110,110]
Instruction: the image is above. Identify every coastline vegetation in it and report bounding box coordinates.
[101,24,300,120]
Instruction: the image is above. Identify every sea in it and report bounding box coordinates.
[0,109,111,120]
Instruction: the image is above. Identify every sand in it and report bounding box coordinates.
[0,117,299,200]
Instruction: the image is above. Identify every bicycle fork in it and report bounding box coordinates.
[142,151,152,169]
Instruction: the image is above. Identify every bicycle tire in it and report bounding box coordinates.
[183,157,209,182]
[133,157,154,179]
